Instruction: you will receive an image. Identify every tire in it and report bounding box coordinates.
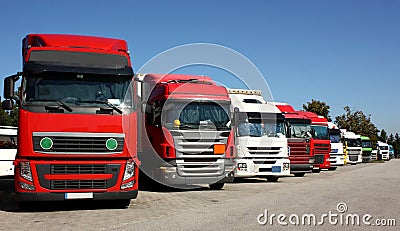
[294,173,305,177]
[312,168,321,173]
[329,167,337,171]
[209,183,224,190]
[266,176,279,182]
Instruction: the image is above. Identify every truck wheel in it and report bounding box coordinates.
[266,176,279,182]
[116,199,131,209]
[312,168,321,173]
[209,183,224,190]
[329,167,337,171]
[294,173,305,177]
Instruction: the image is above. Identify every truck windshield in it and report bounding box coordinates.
[0,135,18,149]
[346,138,361,147]
[379,145,389,150]
[312,125,329,140]
[163,101,230,130]
[23,72,133,109]
[362,140,372,148]
[234,112,286,137]
[330,133,341,143]
[290,124,312,138]
[237,121,286,138]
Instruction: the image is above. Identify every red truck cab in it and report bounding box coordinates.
[137,73,235,189]
[271,103,314,177]
[2,34,139,208]
[296,111,331,172]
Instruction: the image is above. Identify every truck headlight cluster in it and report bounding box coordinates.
[122,160,135,181]
[283,163,290,171]
[121,160,135,190]
[20,161,33,182]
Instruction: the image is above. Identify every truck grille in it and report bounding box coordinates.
[314,154,324,164]
[314,143,330,154]
[288,139,309,156]
[349,155,358,161]
[177,159,225,177]
[247,147,281,155]
[32,132,124,154]
[51,180,106,189]
[51,165,107,174]
[36,164,121,190]
[173,130,229,156]
[348,149,361,155]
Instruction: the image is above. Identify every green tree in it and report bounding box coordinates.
[388,133,394,144]
[395,133,400,156]
[379,129,388,142]
[302,99,331,121]
[334,106,379,144]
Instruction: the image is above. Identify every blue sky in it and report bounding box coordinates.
[0,0,399,135]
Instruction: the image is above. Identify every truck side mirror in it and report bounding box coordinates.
[4,76,15,99]
[2,99,14,110]
[233,107,240,126]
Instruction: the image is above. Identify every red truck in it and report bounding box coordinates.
[296,111,331,172]
[2,34,139,208]
[270,102,314,177]
[137,73,235,189]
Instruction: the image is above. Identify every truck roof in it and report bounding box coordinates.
[228,89,279,113]
[143,73,214,84]
[295,111,328,126]
[24,34,129,52]
[143,73,230,102]
[328,122,339,130]
[270,102,295,113]
[268,102,311,123]
[360,136,371,141]
[22,34,132,72]
[342,131,361,139]
[377,141,389,146]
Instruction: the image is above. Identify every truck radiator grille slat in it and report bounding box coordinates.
[33,135,124,153]
[51,164,107,174]
[51,180,106,189]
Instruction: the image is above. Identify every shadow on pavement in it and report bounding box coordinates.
[0,178,130,212]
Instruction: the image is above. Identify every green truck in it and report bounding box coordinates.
[361,136,372,163]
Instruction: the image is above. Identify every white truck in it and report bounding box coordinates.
[327,122,345,168]
[377,141,390,160]
[341,130,362,164]
[228,89,290,182]
[0,126,18,177]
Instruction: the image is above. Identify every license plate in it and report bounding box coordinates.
[65,192,93,199]
[272,166,281,173]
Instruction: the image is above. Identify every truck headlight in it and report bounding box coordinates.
[122,160,135,181]
[20,181,35,191]
[283,163,290,171]
[121,180,135,190]
[20,161,33,182]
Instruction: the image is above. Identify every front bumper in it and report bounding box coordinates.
[234,158,290,178]
[151,159,235,186]
[15,190,138,202]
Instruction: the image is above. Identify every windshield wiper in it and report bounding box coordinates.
[78,100,122,114]
[57,100,73,112]
[31,99,73,112]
